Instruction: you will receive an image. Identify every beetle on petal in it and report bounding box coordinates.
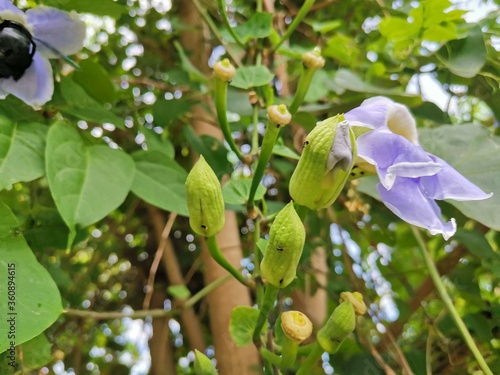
[0,0,85,107]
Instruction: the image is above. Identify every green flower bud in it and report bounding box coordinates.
[260,201,305,288]
[317,299,356,354]
[185,155,225,237]
[213,58,236,82]
[302,47,325,70]
[289,114,356,210]
[194,349,218,375]
[281,310,313,343]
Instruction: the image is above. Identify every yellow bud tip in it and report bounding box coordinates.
[214,58,236,81]
[340,291,367,315]
[302,47,325,70]
[267,104,292,127]
[281,311,313,343]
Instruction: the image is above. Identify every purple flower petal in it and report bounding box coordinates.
[357,130,440,189]
[0,0,24,17]
[26,6,85,58]
[377,178,457,240]
[421,155,493,201]
[345,98,391,129]
[0,52,53,107]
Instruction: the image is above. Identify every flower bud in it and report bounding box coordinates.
[260,201,305,288]
[302,47,325,70]
[267,104,292,128]
[213,58,236,82]
[317,299,356,354]
[185,155,225,237]
[340,291,367,315]
[194,349,218,375]
[289,114,356,210]
[281,310,313,343]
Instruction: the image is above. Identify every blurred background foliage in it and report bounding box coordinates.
[0,0,499,374]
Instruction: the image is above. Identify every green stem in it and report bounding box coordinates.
[411,227,493,375]
[214,76,246,162]
[217,0,246,49]
[261,347,282,366]
[251,105,260,153]
[280,337,299,369]
[289,67,315,115]
[253,283,279,343]
[247,123,281,212]
[206,235,248,286]
[184,274,232,308]
[272,0,316,52]
[296,342,323,375]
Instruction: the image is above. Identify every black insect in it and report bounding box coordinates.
[0,20,36,81]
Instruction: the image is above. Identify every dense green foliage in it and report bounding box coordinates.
[0,0,499,374]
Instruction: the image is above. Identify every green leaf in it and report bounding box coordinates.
[230,66,274,89]
[0,202,62,353]
[222,179,266,205]
[333,69,422,106]
[73,60,117,104]
[45,123,135,230]
[0,96,43,122]
[60,77,124,128]
[183,126,232,178]
[256,238,268,256]
[437,25,487,78]
[153,98,193,127]
[304,70,331,102]
[167,285,192,300]
[17,333,52,370]
[379,17,420,41]
[419,124,500,230]
[272,138,300,160]
[173,41,207,83]
[234,13,273,42]
[194,349,218,375]
[141,128,175,158]
[229,306,261,347]
[131,151,189,216]
[454,229,499,261]
[308,20,342,34]
[44,0,125,18]
[0,118,47,190]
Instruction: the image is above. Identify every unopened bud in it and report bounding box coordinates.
[317,299,356,354]
[302,47,325,70]
[194,349,218,375]
[290,114,356,210]
[281,310,313,343]
[213,58,236,82]
[185,155,225,237]
[267,104,292,128]
[340,291,367,315]
[260,201,305,288]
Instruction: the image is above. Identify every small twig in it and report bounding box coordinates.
[385,329,414,375]
[143,213,177,309]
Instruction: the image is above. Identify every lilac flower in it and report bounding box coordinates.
[345,96,492,240]
[0,0,85,107]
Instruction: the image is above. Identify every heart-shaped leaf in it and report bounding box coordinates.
[0,202,62,354]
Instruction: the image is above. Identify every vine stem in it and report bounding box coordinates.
[280,337,299,369]
[272,0,316,52]
[411,226,493,375]
[247,123,281,212]
[217,0,246,49]
[206,235,248,286]
[214,76,246,162]
[65,274,232,320]
[253,283,279,343]
[295,342,323,375]
[289,67,315,115]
